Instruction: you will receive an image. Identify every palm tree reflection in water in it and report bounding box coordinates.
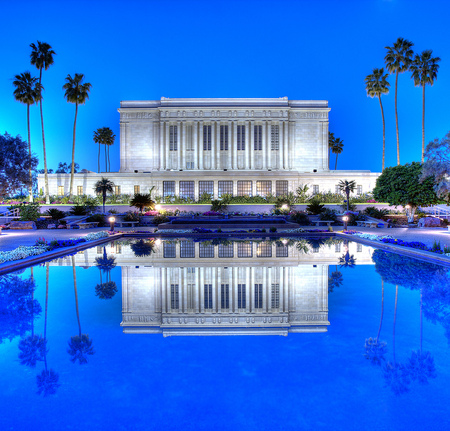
[94,246,117,299]
[68,256,95,364]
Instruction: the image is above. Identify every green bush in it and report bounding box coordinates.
[295,184,310,203]
[364,206,389,219]
[269,227,277,233]
[289,210,310,225]
[11,202,41,221]
[314,191,343,204]
[123,211,140,222]
[45,208,66,220]
[86,213,107,227]
[211,199,228,212]
[69,204,90,215]
[306,198,324,215]
[352,193,375,203]
[198,192,213,204]
[319,208,338,222]
[152,214,170,225]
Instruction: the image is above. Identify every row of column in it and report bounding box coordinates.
[160,267,289,315]
[159,120,290,171]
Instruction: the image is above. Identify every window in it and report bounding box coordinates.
[357,185,363,195]
[170,284,179,309]
[237,125,245,150]
[199,181,214,197]
[77,186,83,196]
[218,243,234,258]
[186,161,194,169]
[58,186,64,196]
[187,267,195,274]
[115,243,122,254]
[312,185,319,195]
[237,180,252,196]
[204,284,213,309]
[238,284,246,309]
[180,240,195,258]
[179,181,194,200]
[237,242,252,258]
[221,284,229,309]
[114,185,121,196]
[257,242,272,258]
[357,243,363,253]
[220,125,228,150]
[256,180,272,197]
[335,185,341,194]
[276,180,288,197]
[276,243,289,257]
[96,246,103,254]
[254,125,262,150]
[203,125,211,151]
[271,125,279,150]
[134,185,140,194]
[169,125,178,151]
[313,245,320,253]
[199,243,214,258]
[254,284,263,309]
[271,283,280,308]
[335,243,341,253]
[163,181,175,199]
[218,181,233,197]
[163,242,176,258]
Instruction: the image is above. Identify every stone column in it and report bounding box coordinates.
[161,268,167,313]
[199,121,204,170]
[288,120,293,170]
[267,267,272,312]
[200,267,205,314]
[230,267,235,313]
[195,264,200,313]
[216,121,221,170]
[250,121,254,170]
[245,122,250,170]
[177,121,182,170]
[211,121,216,170]
[182,121,187,170]
[228,120,232,170]
[283,121,288,170]
[165,122,170,170]
[246,267,251,313]
[278,120,283,170]
[233,121,238,170]
[279,267,284,313]
[267,121,271,170]
[262,121,267,170]
[192,121,198,170]
[159,121,165,170]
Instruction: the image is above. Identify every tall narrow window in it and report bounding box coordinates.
[238,284,246,309]
[312,185,319,195]
[357,185,363,195]
[203,125,211,151]
[271,125,279,150]
[335,185,341,194]
[77,186,83,196]
[218,181,233,197]
[254,125,262,150]
[221,284,229,309]
[271,283,280,308]
[58,186,64,196]
[163,181,175,199]
[169,125,178,151]
[254,284,263,309]
[237,180,252,196]
[170,284,179,309]
[179,181,194,200]
[134,185,140,194]
[204,284,213,309]
[114,185,121,195]
[276,180,288,197]
[237,125,245,150]
[220,125,228,150]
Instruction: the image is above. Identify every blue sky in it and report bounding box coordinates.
[1,0,449,174]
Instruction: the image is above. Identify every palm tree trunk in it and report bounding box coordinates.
[393,284,398,364]
[422,85,425,163]
[378,95,386,171]
[44,263,49,372]
[72,256,81,337]
[107,145,110,172]
[335,154,338,170]
[395,70,400,166]
[98,143,101,173]
[69,103,78,199]
[376,280,384,342]
[104,143,107,173]
[103,190,106,214]
[38,68,50,205]
[27,104,33,202]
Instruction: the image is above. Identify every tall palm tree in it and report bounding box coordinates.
[328,132,335,169]
[30,41,56,204]
[13,72,42,202]
[384,38,414,165]
[365,68,390,171]
[338,179,356,211]
[410,50,441,162]
[94,177,115,213]
[63,74,92,198]
[95,247,118,299]
[93,127,115,172]
[331,137,344,170]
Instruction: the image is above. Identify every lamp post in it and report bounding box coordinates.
[343,216,348,232]
[109,216,115,232]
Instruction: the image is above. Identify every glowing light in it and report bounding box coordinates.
[282,239,288,245]
[155,204,161,211]
[155,239,162,246]
[109,216,116,223]
[281,204,289,210]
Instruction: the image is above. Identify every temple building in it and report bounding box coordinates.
[40,97,379,199]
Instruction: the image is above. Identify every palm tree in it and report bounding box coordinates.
[384,38,414,165]
[30,41,56,204]
[130,192,155,213]
[68,256,94,364]
[13,72,42,202]
[130,239,156,257]
[338,179,356,211]
[95,247,118,299]
[331,137,344,170]
[94,177,115,213]
[365,68,390,170]
[93,127,115,173]
[410,50,441,162]
[63,74,92,198]
[328,265,343,293]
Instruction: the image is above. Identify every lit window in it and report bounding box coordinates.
[237,125,245,150]
[163,181,175,199]
[169,125,178,151]
[335,243,341,253]
[114,186,121,195]
[134,185,140,194]
[237,180,252,196]
[257,242,272,258]
[357,243,363,253]
[199,181,214,196]
[58,186,64,196]
[256,180,272,197]
[77,186,83,196]
[271,125,279,150]
[220,125,228,151]
[218,181,233,197]
[254,284,263,309]
[115,243,122,254]
[203,125,211,151]
[237,242,252,258]
[254,125,262,150]
[276,180,288,196]
[179,181,194,200]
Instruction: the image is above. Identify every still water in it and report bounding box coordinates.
[0,237,449,430]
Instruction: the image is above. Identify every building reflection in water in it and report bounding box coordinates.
[52,238,374,336]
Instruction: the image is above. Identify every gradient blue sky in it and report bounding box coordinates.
[1,0,449,174]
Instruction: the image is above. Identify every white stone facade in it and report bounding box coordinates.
[39,97,379,199]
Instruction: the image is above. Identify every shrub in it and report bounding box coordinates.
[130,193,155,213]
[86,214,107,227]
[289,210,310,225]
[152,214,170,225]
[45,208,66,220]
[123,211,140,222]
[269,227,277,233]
[314,191,343,204]
[69,204,90,215]
[198,192,213,204]
[12,202,41,221]
[306,198,324,215]
[211,199,228,212]
[319,208,337,222]
[364,206,389,219]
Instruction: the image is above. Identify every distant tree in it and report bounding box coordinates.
[384,37,414,165]
[410,50,441,162]
[94,177,115,213]
[365,68,390,170]
[30,41,56,204]
[329,132,344,170]
[13,71,42,202]
[0,133,38,198]
[421,131,450,201]
[93,127,115,173]
[338,180,356,211]
[63,73,92,198]
[55,162,79,174]
[373,162,439,223]
[130,192,155,213]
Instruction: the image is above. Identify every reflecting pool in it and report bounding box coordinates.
[0,237,449,430]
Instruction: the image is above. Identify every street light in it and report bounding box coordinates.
[109,216,115,232]
[343,216,348,232]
